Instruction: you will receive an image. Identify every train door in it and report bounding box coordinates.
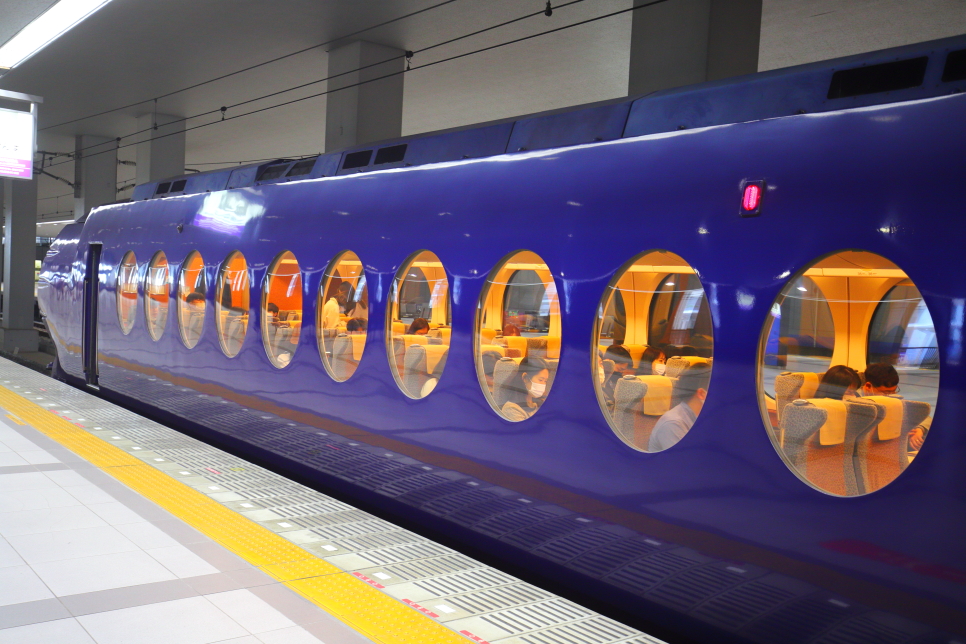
[83,243,101,388]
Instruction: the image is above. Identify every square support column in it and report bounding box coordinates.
[325,41,405,152]
[628,0,762,96]
[73,135,117,220]
[0,177,40,352]
[136,113,185,184]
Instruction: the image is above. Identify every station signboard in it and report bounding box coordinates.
[0,106,36,180]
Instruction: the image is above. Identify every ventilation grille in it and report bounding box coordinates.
[827,57,928,99]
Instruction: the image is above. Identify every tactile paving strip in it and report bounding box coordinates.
[0,360,663,644]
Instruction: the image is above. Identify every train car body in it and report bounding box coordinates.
[39,37,966,643]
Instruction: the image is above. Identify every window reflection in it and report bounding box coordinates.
[476,250,560,421]
[387,250,450,398]
[178,251,206,349]
[760,251,939,496]
[262,251,302,368]
[318,251,368,381]
[594,250,713,450]
[215,251,250,358]
[144,251,170,341]
[117,251,138,335]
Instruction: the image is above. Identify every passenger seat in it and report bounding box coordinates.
[612,374,675,450]
[774,372,822,425]
[853,396,930,493]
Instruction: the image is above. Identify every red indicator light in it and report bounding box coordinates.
[742,184,761,211]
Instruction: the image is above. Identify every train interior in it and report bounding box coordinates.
[318,251,369,382]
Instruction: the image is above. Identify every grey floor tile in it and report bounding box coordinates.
[146,545,220,578]
[114,521,181,550]
[0,486,83,514]
[0,617,96,643]
[152,518,209,545]
[0,504,108,538]
[206,589,296,634]
[186,572,244,595]
[63,484,118,505]
[0,597,71,630]
[0,536,25,568]
[0,471,61,493]
[59,579,198,616]
[77,596,250,644]
[185,541,251,572]
[88,501,147,526]
[7,524,140,565]
[302,618,375,644]
[247,584,331,626]
[256,625,324,644]
[0,565,55,607]
[32,549,178,596]
[19,450,60,465]
[0,465,38,475]
[225,567,276,588]
[41,469,95,488]
[0,452,29,467]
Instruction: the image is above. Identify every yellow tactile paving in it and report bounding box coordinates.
[0,384,469,644]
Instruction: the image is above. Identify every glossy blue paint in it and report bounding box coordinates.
[39,61,966,644]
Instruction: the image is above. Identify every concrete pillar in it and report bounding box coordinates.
[0,177,39,352]
[73,135,117,220]
[136,113,185,184]
[325,41,405,152]
[628,0,762,96]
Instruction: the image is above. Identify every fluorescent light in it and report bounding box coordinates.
[37,219,74,225]
[0,0,113,70]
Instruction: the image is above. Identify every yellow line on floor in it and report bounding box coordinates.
[0,384,468,644]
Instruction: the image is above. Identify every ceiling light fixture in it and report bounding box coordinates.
[0,0,113,71]
[37,218,74,225]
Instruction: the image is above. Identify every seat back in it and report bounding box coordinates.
[854,396,930,493]
[780,398,881,495]
[774,371,822,425]
[480,328,498,345]
[527,336,561,360]
[492,357,519,409]
[503,336,528,357]
[331,334,359,381]
[403,344,429,396]
[392,321,406,335]
[666,355,708,378]
[613,375,649,449]
[479,344,507,357]
[602,359,615,381]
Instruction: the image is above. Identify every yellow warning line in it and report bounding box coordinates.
[0,385,467,644]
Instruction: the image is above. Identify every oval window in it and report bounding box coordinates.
[178,251,207,349]
[476,250,560,422]
[144,251,170,341]
[387,250,450,398]
[117,250,138,335]
[214,251,251,358]
[262,251,302,368]
[593,250,713,451]
[760,250,938,496]
[318,251,368,381]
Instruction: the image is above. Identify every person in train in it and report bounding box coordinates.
[321,282,353,329]
[346,318,367,334]
[346,288,368,320]
[601,345,635,411]
[635,346,667,377]
[859,362,931,450]
[420,351,449,397]
[813,365,862,400]
[186,291,205,310]
[501,357,552,421]
[648,363,712,452]
[503,323,522,337]
[481,350,503,391]
[407,318,430,335]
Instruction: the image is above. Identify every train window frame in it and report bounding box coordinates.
[592,250,714,451]
[214,250,251,359]
[116,250,138,335]
[386,249,451,399]
[757,249,940,497]
[261,250,302,369]
[143,251,170,342]
[317,250,369,382]
[177,251,207,350]
[474,249,561,422]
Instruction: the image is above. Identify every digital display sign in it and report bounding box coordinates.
[0,107,35,180]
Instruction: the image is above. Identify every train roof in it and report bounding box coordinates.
[133,33,966,202]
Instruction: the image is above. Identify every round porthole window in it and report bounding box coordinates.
[117,251,138,335]
[318,250,369,382]
[214,251,251,358]
[178,251,207,349]
[144,251,170,342]
[262,251,302,368]
[759,250,938,496]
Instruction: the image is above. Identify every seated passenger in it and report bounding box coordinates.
[601,345,634,411]
[501,357,551,421]
[322,282,352,329]
[346,318,367,334]
[186,291,205,310]
[346,290,368,320]
[814,365,861,400]
[860,362,930,450]
[503,323,522,337]
[648,363,711,452]
[481,350,503,391]
[636,346,667,377]
[407,318,430,335]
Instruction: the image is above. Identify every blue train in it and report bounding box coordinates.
[39,35,966,643]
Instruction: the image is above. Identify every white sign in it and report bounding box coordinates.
[0,107,35,180]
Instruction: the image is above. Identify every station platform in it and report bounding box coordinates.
[0,357,660,644]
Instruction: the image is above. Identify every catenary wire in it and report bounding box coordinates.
[44,0,670,171]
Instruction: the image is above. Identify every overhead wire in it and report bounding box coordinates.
[44,0,670,172]
[40,0,461,132]
[45,0,590,165]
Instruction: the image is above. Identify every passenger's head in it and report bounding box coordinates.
[508,357,552,405]
[637,346,666,376]
[815,365,861,400]
[862,363,899,396]
[604,345,633,375]
[267,302,280,317]
[502,323,521,337]
[407,318,430,335]
[346,318,366,334]
[186,292,205,307]
[675,363,711,410]
[335,281,354,307]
